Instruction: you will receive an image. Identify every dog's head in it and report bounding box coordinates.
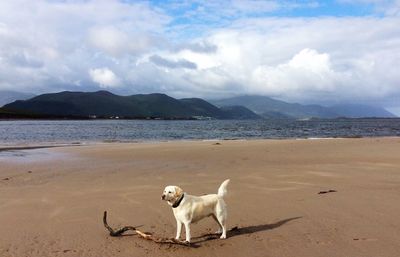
[161,185,183,206]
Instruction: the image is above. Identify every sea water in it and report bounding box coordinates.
[0,119,399,145]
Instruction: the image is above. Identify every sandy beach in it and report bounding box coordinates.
[1,138,400,257]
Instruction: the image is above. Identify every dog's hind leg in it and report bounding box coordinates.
[216,216,227,239]
[211,214,223,234]
[215,201,227,239]
[219,219,227,239]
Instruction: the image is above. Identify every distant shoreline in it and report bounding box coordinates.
[0,144,82,153]
[1,136,400,153]
[1,117,400,121]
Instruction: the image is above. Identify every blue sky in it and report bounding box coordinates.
[154,0,375,19]
[148,0,379,38]
[0,0,399,113]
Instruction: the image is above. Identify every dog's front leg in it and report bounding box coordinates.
[184,222,191,243]
[175,220,182,240]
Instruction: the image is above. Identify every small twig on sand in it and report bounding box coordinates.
[318,189,337,194]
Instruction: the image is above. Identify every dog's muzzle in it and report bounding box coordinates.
[161,194,165,200]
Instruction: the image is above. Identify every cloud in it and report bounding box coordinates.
[251,48,338,96]
[173,41,218,53]
[88,26,155,57]
[149,55,197,69]
[89,68,120,88]
[6,52,44,68]
[172,16,400,105]
[0,0,169,92]
[88,27,130,57]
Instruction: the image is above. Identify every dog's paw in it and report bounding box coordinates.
[220,234,226,239]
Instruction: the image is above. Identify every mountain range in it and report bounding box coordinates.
[211,95,396,119]
[1,91,260,120]
[0,91,396,119]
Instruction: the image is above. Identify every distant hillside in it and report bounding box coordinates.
[3,91,260,120]
[179,99,261,119]
[0,90,35,107]
[212,95,396,119]
[328,104,396,118]
[219,106,262,120]
[179,98,223,118]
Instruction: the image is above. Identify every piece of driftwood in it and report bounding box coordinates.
[103,211,191,246]
[103,211,136,236]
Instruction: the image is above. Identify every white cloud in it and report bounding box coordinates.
[89,68,120,88]
[0,0,168,92]
[168,16,400,105]
[88,26,154,57]
[88,27,130,57]
[251,48,339,96]
[116,15,400,106]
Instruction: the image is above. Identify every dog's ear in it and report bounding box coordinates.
[174,186,183,199]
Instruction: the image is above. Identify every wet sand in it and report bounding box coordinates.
[1,138,400,257]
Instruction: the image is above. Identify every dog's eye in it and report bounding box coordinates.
[168,191,172,193]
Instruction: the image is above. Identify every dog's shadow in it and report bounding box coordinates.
[191,216,302,245]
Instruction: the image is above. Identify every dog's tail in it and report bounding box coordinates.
[217,179,230,198]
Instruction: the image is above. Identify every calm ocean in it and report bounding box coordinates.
[0,119,400,145]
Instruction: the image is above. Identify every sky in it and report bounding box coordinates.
[0,0,399,113]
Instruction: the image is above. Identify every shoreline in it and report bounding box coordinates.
[1,135,399,152]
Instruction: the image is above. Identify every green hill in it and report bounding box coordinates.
[3,91,261,120]
[0,107,51,119]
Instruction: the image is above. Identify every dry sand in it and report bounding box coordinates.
[1,138,400,257]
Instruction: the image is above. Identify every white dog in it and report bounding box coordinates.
[161,179,230,243]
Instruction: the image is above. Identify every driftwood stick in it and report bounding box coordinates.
[103,211,191,247]
[103,211,136,236]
